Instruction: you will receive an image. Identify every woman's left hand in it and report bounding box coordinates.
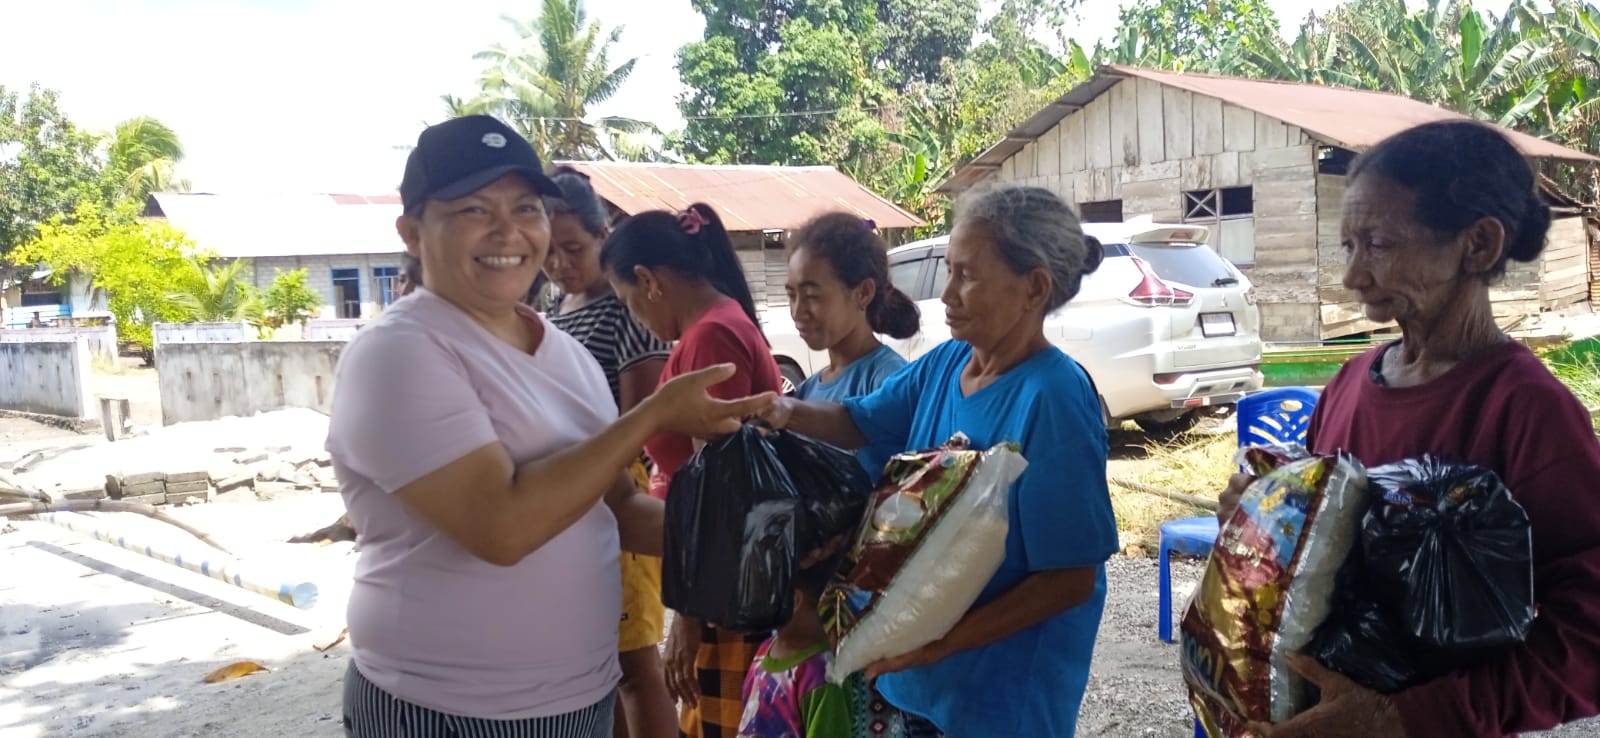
[863,640,949,680]
[1245,654,1409,738]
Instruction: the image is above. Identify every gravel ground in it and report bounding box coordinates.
[1079,555,1203,737]
[1083,555,1600,737]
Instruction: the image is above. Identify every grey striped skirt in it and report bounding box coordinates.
[342,661,615,738]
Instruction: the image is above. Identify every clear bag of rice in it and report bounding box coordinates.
[1181,444,1367,737]
[820,433,1026,684]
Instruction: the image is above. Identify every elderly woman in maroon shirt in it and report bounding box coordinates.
[1218,120,1600,738]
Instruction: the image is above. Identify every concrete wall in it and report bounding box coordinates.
[0,340,96,419]
[154,322,252,344]
[1,324,119,363]
[155,340,343,425]
[305,319,367,341]
[241,253,405,320]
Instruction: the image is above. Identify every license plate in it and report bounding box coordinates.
[1200,312,1236,337]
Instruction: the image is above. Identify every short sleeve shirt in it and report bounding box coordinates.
[841,340,1119,738]
[550,293,670,407]
[325,288,622,719]
[794,344,908,477]
[643,298,784,495]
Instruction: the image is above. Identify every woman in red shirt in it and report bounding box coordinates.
[1219,121,1600,738]
[602,203,784,738]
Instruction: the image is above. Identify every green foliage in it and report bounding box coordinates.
[107,116,189,202]
[1099,0,1280,72]
[167,257,260,323]
[0,84,116,266]
[463,0,661,160]
[260,268,322,329]
[9,201,194,349]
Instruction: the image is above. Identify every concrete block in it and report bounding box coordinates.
[214,472,255,492]
[165,479,210,495]
[122,480,166,496]
[124,493,166,506]
[166,470,209,484]
[166,488,213,505]
[233,452,268,465]
[121,471,165,486]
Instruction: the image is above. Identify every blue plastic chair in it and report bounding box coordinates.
[1236,387,1321,450]
[1158,516,1219,643]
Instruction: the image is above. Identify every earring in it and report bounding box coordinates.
[648,289,662,302]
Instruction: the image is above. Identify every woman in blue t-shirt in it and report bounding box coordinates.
[756,186,1118,738]
[785,212,917,478]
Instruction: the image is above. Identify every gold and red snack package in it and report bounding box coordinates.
[1181,445,1367,737]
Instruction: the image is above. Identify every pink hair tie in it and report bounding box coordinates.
[676,208,709,235]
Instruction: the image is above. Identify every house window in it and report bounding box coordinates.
[1079,200,1124,223]
[1183,186,1255,266]
[374,266,401,308]
[332,268,362,319]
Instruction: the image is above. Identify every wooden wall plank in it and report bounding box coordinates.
[1162,87,1194,161]
[1062,113,1086,173]
[1223,104,1257,152]
[1110,81,1140,167]
[1194,95,1224,155]
[1137,77,1166,164]
[1087,94,1113,170]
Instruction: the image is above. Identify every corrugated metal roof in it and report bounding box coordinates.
[147,193,402,259]
[939,65,1599,193]
[556,162,924,232]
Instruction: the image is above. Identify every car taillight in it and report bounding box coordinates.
[1123,258,1194,308]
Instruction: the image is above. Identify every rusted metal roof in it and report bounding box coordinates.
[555,162,924,232]
[939,65,1599,193]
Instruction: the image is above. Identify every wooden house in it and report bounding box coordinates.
[938,65,1599,343]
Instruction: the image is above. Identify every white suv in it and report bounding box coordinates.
[765,221,1265,433]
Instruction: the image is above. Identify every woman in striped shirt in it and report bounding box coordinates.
[545,167,678,738]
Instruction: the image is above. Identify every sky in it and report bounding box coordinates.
[2,0,1350,195]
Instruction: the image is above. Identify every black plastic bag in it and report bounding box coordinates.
[663,425,800,633]
[1311,456,1534,692]
[768,430,873,555]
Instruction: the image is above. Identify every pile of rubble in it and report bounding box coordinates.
[3,408,340,506]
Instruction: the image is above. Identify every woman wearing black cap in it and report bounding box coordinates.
[325,115,770,738]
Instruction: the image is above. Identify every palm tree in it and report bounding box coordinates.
[167,257,261,323]
[465,0,659,160]
[108,117,190,201]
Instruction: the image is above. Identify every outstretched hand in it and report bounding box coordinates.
[1244,654,1408,738]
[649,364,775,438]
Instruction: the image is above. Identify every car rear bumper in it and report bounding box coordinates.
[1154,364,1264,409]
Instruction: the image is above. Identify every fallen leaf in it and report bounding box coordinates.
[202,661,268,683]
[314,628,349,653]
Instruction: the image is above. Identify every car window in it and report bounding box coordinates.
[1126,243,1239,288]
[930,257,947,299]
[890,258,928,299]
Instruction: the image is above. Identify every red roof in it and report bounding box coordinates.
[1109,66,1597,162]
[555,162,924,232]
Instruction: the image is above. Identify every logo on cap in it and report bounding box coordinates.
[482,133,508,148]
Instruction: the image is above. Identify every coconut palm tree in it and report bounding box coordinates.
[166,257,261,323]
[465,0,660,160]
[107,117,189,200]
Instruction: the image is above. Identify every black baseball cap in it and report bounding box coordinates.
[400,115,562,213]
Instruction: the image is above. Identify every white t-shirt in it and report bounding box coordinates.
[325,288,622,719]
